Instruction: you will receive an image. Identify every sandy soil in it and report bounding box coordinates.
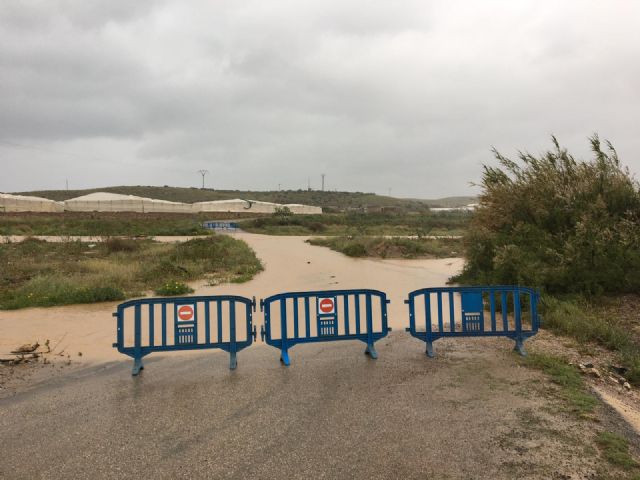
[0,233,463,365]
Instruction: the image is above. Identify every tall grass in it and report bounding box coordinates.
[242,211,470,236]
[0,212,214,236]
[308,236,462,259]
[0,236,262,309]
[523,352,598,417]
[542,296,640,384]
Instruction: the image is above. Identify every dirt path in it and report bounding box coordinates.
[0,233,463,365]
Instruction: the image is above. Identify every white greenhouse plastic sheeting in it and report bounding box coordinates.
[64,192,192,213]
[282,204,323,214]
[1,191,322,214]
[193,199,255,213]
[0,193,64,212]
[192,199,322,214]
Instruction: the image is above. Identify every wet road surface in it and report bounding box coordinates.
[0,333,591,480]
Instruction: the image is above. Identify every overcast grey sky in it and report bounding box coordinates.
[1,1,639,197]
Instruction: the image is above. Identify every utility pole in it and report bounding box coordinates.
[307,177,311,191]
[197,170,209,189]
[66,179,69,191]
[321,174,325,192]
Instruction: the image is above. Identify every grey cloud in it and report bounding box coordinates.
[1,0,639,196]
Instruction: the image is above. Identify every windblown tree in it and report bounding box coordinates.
[456,135,640,295]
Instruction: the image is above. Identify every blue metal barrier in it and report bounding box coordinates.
[113,295,256,375]
[260,289,391,365]
[405,286,540,357]
[203,221,239,231]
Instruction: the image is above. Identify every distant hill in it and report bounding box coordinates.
[17,186,476,211]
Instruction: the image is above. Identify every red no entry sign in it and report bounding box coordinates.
[177,304,195,322]
[318,297,336,315]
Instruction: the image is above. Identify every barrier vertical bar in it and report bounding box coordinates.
[205,301,210,344]
[304,297,311,338]
[149,303,155,347]
[217,300,223,344]
[133,304,143,375]
[355,294,361,334]
[116,308,124,350]
[344,294,350,335]
[280,298,290,366]
[437,292,443,333]
[425,293,433,357]
[407,294,415,332]
[161,303,167,346]
[364,293,377,358]
[490,291,496,332]
[501,292,508,332]
[513,291,525,355]
[229,301,237,369]
[448,293,455,332]
[293,297,299,339]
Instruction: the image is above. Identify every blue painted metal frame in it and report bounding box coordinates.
[202,221,239,231]
[113,295,256,375]
[260,289,391,365]
[404,285,540,357]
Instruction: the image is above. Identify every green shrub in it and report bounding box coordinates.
[342,242,368,257]
[455,135,640,295]
[103,237,140,253]
[0,275,125,309]
[596,431,639,470]
[154,281,194,296]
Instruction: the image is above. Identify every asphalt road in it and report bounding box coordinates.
[0,333,627,479]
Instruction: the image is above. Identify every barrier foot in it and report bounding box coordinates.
[364,343,378,359]
[426,341,435,358]
[280,350,291,366]
[514,338,527,357]
[132,357,144,376]
[229,351,237,370]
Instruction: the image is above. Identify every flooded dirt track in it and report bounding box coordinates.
[0,333,625,480]
[0,234,463,364]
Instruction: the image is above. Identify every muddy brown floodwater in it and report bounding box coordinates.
[0,233,464,364]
